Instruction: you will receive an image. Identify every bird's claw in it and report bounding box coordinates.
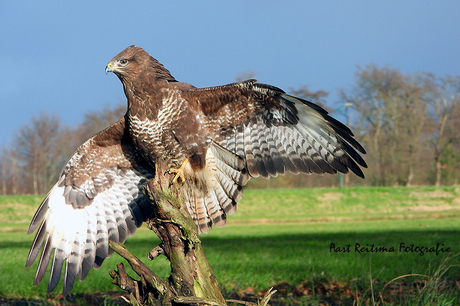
[165,159,189,188]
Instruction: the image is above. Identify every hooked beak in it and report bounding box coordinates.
[105,62,113,75]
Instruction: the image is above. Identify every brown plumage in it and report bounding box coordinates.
[105,45,366,233]
[25,116,155,296]
[26,45,367,296]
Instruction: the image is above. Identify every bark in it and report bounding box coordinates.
[435,159,442,187]
[434,113,449,187]
[406,164,414,187]
[108,164,229,306]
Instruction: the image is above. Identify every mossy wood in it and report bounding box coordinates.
[108,164,227,305]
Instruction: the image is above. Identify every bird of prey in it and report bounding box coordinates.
[26,45,366,296]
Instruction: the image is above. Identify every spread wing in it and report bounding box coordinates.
[177,80,367,233]
[185,79,367,178]
[25,116,155,296]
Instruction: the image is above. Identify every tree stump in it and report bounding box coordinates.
[109,164,226,306]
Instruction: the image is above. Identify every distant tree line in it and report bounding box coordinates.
[341,65,460,187]
[0,105,126,195]
[1,65,459,195]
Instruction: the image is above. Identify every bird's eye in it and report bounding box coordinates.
[119,59,128,65]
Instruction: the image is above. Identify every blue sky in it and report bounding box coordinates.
[2,1,460,145]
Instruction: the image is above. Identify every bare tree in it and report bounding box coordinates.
[13,112,70,194]
[10,150,18,194]
[75,103,126,142]
[0,146,8,195]
[290,85,330,110]
[0,147,19,195]
[341,65,429,186]
[6,103,126,195]
[422,74,460,186]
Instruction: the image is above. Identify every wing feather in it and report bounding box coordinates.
[34,234,52,286]
[271,127,299,174]
[186,81,366,179]
[195,197,212,234]
[79,225,96,281]
[25,117,155,296]
[177,81,366,234]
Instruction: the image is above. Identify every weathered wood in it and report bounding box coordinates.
[109,163,276,305]
[109,241,175,305]
[109,164,226,305]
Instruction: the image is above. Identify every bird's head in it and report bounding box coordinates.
[105,45,176,83]
[105,45,145,79]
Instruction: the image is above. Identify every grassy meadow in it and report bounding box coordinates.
[1,186,460,304]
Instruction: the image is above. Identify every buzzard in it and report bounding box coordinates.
[26,45,366,296]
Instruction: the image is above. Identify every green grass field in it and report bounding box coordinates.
[1,186,460,304]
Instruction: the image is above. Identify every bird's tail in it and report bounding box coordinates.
[182,142,249,233]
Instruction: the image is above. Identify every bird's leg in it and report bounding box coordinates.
[164,158,189,187]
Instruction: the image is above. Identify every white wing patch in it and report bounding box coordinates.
[26,165,153,296]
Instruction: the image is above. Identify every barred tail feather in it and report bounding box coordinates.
[183,142,249,234]
[195,197,213,234]
[209,142,248,219]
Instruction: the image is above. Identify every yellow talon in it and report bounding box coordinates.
[165,158,189,187]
